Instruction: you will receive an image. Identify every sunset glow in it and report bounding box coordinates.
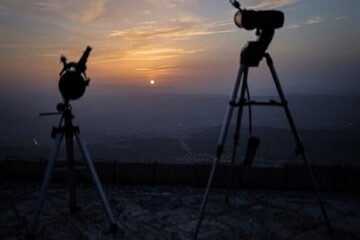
[0,0,359,94]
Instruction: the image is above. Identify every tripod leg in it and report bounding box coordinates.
[225,67,248,202]
[193,65,247,240]
[28,132,64,236]
[65,126,78,213]
[74,132,118,231]
[265,54,332,233]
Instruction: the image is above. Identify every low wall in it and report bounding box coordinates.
[1,157,359,192]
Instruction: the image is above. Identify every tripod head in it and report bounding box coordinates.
[39,100,74,135]
[39,99,72,116]
[230,0,284,66]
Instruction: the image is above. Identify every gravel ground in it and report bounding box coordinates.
[1,181,359,240]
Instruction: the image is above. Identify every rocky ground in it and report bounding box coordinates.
[1,181,359,239]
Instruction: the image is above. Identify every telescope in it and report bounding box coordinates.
[231,0,284,30]
[59,46,92,101]
[230,0,284,66]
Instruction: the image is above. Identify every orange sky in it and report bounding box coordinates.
[0,0,359,94]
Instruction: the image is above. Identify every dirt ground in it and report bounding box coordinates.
[1,181,359,239]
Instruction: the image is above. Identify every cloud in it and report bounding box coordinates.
[0,0,108,23]
[284,24,300,29]
[285,16,322,30]
[306,16,322,25]
[109,26,186,40]
[91,42,212,79]
[74,0,107,23]
[248,0,301,10]
[0,0,64,13]
[96,43,211,63]
[146,0,186,9]
[104,12,234,76]
[134,64,182,73]
[109,18,235,41]
[335,16,348,20]
[109,26,234,41]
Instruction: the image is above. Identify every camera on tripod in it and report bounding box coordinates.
[230,0,284,66]
[59,46,92,101]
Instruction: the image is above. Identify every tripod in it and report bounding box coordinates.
[27,102,117,238]
[192,46,332,239]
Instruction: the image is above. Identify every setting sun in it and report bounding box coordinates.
[150,80,155,85]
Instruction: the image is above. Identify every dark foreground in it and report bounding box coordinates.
[1,181,359,240]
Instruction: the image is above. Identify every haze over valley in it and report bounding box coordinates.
[1,84,359,166]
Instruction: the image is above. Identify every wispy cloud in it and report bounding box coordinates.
[285,15,323,29]
[109,18,235,41]
[249,0,301,10]
[125,46,200,61]
[146,0,186,9]
[34,1,63,12]
[91,42,213,79]
[74,0,107,23]
[102,7,235,77]
[109,26,185,40]
[0,0,63,13]
[135,64,181,72]
[0,0,108,23]
[335,16,348,20]
[109,26,234,41]
[284,24,300,29]
[96,43,211,63]
[306,16,322,25]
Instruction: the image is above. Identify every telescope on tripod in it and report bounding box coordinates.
[192,1,332,239]
[27,47,118,239]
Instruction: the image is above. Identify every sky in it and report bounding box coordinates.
[0,0,359,95]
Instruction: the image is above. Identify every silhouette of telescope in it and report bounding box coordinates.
[230,0,284,30]
[230,0,284,66]
[59,46,91,101]
[234,9,284,30]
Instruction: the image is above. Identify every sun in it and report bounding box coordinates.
[150,80,155,85]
